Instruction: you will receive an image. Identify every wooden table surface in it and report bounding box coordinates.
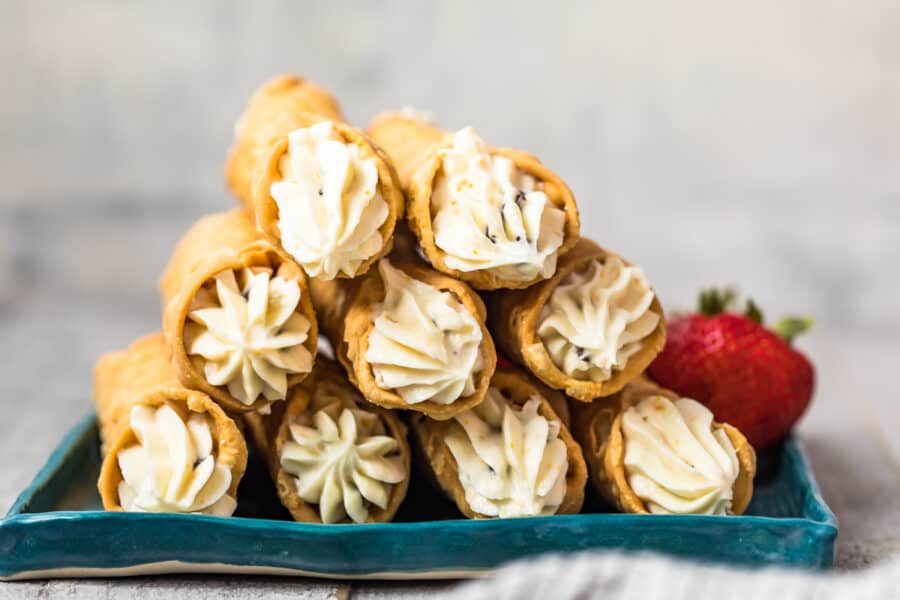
[1,0,898,596]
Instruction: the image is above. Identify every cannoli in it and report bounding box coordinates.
[367,112,580,290]
[229,74,405,280]
[485,238,666,401]
[408,367,587,518]
[160,210,317,414]
[310,258,496,420]
[244,358,410,524]
[95,334,247,515]
[225,74,344,206]
[569,377,756,515]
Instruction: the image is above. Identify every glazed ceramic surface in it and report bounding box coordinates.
[0,414,837,580]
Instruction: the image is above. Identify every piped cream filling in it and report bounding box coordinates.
[622,395,740,515]
[186,267,313,408]
[537,257,659,383]
[280,381,407,523]
[270,121,389,279]
[365,260,484,406]
[431,127,567,282]
[117,403,236,516]
[445,387,568,518]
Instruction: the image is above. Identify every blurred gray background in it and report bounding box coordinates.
[0,0,898,590]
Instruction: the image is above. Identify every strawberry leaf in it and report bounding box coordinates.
[698,288,736,315]
[745,299,764,324]
[772,316,814,343]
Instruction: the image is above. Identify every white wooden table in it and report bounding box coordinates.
[1,0,898,596]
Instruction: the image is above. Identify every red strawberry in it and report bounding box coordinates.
[648,289,815,449]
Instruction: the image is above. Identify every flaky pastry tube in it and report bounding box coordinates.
[569,377,756,515]
[229,74,404,280]
[244,358,410,524]
[485,238,666,401]
[160,209,318,413]
[408,367,587,518]
[367,112,580,290]
[225,74,344,206]
[310,259,496,420]
[95,334,247,513]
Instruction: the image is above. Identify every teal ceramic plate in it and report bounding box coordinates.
[0,414,837,580]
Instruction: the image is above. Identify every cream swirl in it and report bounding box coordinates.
[365,260,483,405]
[446,387,568,517]
[280,381,406,523]
[117,404,236,515]
[538,257,659,382]
[271,121,389,279]
[431,127,567,282]
[186,267,313,407]
[622,395,740,515]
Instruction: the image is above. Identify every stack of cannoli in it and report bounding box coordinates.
[91,74,757,523]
